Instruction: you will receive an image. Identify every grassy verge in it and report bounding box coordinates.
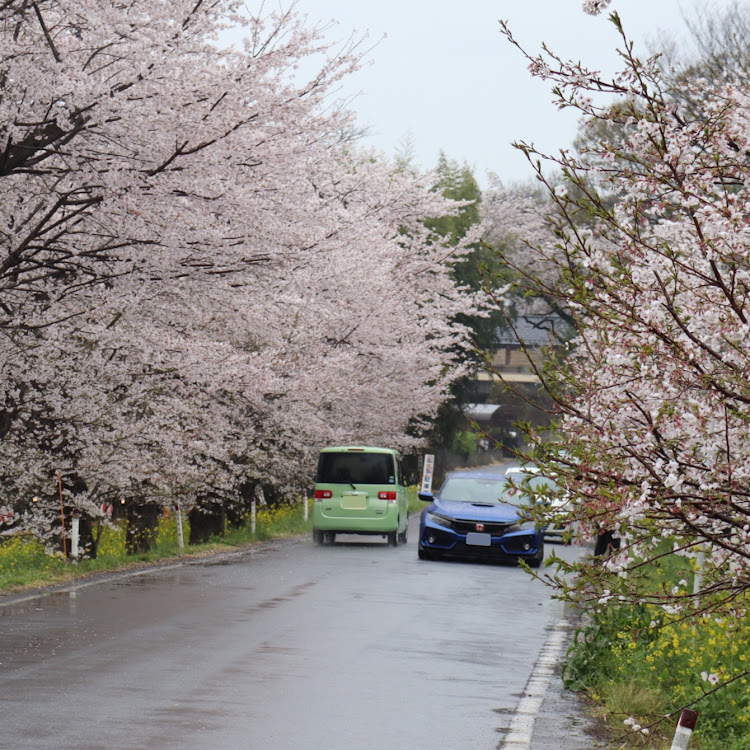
[565,556,750,749]
[1,488,422,595]
[0,499,315,595]
[408,484,423,514]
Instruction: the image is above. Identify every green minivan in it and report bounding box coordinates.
[312,446,409,546]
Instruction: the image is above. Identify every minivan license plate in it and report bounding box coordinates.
[341,493,367,510]
[466,532,491,546]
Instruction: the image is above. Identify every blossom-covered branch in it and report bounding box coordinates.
[499,11,750,617]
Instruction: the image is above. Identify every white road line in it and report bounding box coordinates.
[0,562,186,608]
[500,620,570,750]
[0,545,266,609]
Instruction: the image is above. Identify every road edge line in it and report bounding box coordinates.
[500,619,570,750]
[0,540,290,609]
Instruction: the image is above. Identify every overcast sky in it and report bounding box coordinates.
[287,0,733,186]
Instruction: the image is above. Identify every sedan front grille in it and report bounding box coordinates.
[450,519,515,535]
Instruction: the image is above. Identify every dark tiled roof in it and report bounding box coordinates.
[494,314,571,347]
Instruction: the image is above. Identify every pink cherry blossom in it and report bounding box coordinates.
[582,0,612,15]
[0,0,480,551]
[498,12,750,616]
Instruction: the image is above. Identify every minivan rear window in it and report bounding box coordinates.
[316,452,395,485]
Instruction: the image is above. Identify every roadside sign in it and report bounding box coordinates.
[420,454,435,493]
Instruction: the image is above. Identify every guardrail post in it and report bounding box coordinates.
[670,709,698,750]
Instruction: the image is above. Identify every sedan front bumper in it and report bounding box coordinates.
[419,517,543,563]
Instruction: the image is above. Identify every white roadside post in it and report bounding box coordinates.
[175,500,184,549]
[251,499,257,535]
[70,510,80,560]
[670,709,698,750]
[303,495,309,522]
[693,545,706,595]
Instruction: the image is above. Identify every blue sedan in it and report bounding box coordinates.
[417,468,544,567]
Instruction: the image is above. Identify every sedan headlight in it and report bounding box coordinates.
[502,520,536,535]
[426,511,455,529]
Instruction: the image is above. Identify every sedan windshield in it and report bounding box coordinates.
[521,474,559,496]
[439,476,533,506]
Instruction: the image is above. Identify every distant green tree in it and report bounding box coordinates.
[426,153,509,354]
[425,152,481,243]
[421,154,511,459]
[451,430,478,460]
[393,132,419,175]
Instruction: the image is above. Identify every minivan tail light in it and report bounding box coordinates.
[314,490,333,500]
[378,491,397,502]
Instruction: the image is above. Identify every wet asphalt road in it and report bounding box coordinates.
[0,524,587,750]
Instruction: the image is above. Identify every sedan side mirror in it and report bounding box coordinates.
[417,491,434,502]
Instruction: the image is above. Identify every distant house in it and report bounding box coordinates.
[473,313,571,401]
[458,313,573,452]
[438,312,572,461]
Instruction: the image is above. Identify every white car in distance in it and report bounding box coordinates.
[504,464,573,543]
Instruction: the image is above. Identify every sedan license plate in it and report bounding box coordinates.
[466,532,491,547]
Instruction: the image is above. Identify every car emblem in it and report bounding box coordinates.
[475,523,485,532]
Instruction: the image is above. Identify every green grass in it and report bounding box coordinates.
[0,499,316,594]
[1,490,422,595]
[407,485,422,513]
[564,560,750,749]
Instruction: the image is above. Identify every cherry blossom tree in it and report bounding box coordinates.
[0,0,478,553]
[499,11,750,618]
[582,0,612,15]
[480,175,570,324]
